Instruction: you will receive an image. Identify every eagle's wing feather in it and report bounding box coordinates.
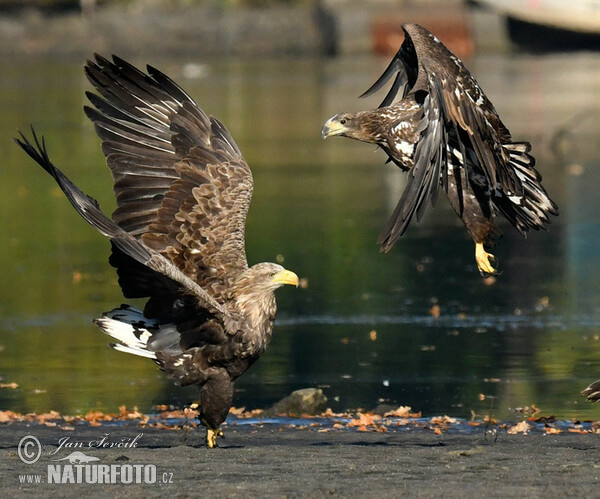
[377,86,447,250]
[84,55,252,302]
[14,129,229,319]
[359,53,407,107]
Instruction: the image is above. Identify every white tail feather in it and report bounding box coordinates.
[111,343,157,359]
[94,305,158,359]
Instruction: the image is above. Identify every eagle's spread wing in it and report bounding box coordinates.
[84,55,252,302]
[362,23,535,249]
[14,129,229,319]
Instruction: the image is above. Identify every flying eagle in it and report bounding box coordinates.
[15,55,299,448]
[322,23,558,276]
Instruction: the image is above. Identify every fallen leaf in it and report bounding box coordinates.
[568,428,588,434]
[543,427,562,434]
[507,421,530,434]
[429,305,441,318]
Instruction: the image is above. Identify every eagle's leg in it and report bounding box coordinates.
[206,427,224,449]
[198,371,234,449]
[475,242,498,277]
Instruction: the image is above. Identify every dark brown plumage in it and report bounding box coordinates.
[582,380,600,403]
[322,23,558,276]
[15,55,298,448]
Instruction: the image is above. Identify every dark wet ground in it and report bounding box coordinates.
[2,417,600,496]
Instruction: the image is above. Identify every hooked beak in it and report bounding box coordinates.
[272,269,299,287]
[321,116,346,139]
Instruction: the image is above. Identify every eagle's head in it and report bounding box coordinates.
[321,112,376,143]
[233,263,298,328]
[245,263,299,292]
[234,263,298,304]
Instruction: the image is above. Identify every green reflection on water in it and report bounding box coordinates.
[1,53,600,421]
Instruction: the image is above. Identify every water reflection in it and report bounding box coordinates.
[0,51,599,421]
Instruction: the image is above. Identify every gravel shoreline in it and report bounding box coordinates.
[2,417,600,496]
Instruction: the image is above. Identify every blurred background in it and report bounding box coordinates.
[0,0,599,422]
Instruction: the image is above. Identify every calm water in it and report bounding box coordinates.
[1,51,599,421]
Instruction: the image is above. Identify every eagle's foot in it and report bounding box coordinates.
[475,242,498,277]
[205,428,224,449]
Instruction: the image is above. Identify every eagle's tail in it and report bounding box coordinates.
[93,305,158,359]
[493,142,558,235]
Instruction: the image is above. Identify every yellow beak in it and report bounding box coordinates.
[321,117,346,139]
[272,269,299,287]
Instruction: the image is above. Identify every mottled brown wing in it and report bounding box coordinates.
[402,23,522,195]
[84,55,251,301]
[143,109,253,298]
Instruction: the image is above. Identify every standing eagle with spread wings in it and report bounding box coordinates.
[322,23,558,276]
[15,55,298,448]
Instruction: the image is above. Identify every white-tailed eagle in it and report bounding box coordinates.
[16,55,299,448]
[322,23,558,276]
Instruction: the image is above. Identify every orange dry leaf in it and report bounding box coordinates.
[568,428,588,434]
[36,411,61,423]
[347,413,381,428]
[183,407,199,418]
[0,410,23,423]
[543,427,562,434]
[429,305,441,318]
[507,421,530,434]
[159,410,186,419]
[89,420,102,427]
[433,427,442,435]
[119,405,144,420]
[0,382,18,389]
[430,416,457,425]
[369,330,377,341]
[384,406,421,418]
[85,410,107,421]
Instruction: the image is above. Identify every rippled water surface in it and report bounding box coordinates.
[1,51,599,421]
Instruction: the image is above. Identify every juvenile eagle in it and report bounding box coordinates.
[322,23,558,276]
[15,55,298,448]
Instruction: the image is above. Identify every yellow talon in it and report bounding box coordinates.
[475,242,498,277]
[206,428,224,448]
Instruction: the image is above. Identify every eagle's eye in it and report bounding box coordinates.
[269,272,277,278]
[340,118,347,125]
